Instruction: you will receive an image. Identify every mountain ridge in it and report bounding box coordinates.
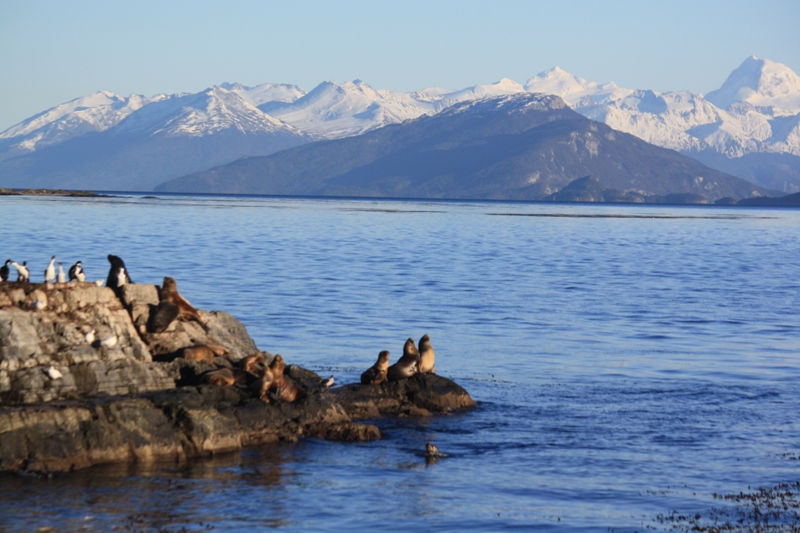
[2,57,800,193]
[156,93,770,203]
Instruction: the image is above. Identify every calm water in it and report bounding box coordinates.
[0,194,798,532]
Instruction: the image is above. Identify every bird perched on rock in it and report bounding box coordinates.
[57,262,66,283]
[0,259,10,282]
[106,255,132,292]
[43,366,63,380]
[11,261,29,282]
[44,256,56,283]
[68,261,85,282]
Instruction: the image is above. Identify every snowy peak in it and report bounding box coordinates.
[265,79,436,139]
[220,82,306,107]
[0,90,162,159]
[524,67,629,107]
[706,56,800,114]
[113,86,303,138]
[439,78,526,105]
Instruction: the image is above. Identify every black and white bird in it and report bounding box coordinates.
[106,254,133,291]
[68,261,85,282]
[44,256,56,283]
[57,262,66,283]
[0,259,11,282]
[11,261,29,282]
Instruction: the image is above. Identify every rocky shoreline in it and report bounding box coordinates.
[0,282,475,474]
[0,188,108,197]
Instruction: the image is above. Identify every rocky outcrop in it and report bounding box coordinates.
[0,281,475,473]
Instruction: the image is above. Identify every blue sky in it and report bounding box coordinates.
[1,0,798,131]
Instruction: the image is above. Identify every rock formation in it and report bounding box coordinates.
[0,281,474,473]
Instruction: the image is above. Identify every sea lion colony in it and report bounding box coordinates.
[2,254,438,404]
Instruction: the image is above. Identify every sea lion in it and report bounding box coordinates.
[250,365,274,403]
[182,345,218,364]
[387,338,420,381]
[160,277,208,331]
[200,368,236,386]
[418,334,436,374]
[268,354,306,403]
[237,353,266,373]
[147,300,180,333]
[361,350,390,385]
[106,255,132,291]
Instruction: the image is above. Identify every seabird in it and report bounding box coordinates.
[11,261,29,282]
[106,254,132,291]
[57,262,66,283]
[0,259,10,282]
[44,366,63,380]
[44,256,56,283]
[68,261,85,282]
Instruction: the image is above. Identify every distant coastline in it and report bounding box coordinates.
[0,188,108,198]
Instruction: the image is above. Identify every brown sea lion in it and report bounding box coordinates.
[268,354,306,403]
[237,353,266,373]
[361,350,390,385]
[250,365,274,403]
[161,277,208,331]
[387,338,420,381]
[200,368,235,386]
[418,334,435,374]
[182,345,218,364]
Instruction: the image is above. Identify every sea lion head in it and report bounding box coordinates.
[240,353,266,373]
[162,276,177,293]
[403,337,420,358]
[378,350,390,363]
[270,354,286,376]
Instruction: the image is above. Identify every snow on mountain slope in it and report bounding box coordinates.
[265,79,436,139]
[524,67,630,107]
[112,86,303,138]
[706,56,800,114]
[220,82,306,107]
[438,78,527,104]
[0,90,162,159]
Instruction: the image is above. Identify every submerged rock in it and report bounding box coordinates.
[0,282,475,473]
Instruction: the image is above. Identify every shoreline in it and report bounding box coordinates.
[0,188,109,198]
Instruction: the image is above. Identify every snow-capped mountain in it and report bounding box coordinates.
[219,82,306,110]
[0,85,309,191]
[523,67,630,107]
[112,85,304,137]
[2,56,799,192]
[263,79,437,139]
[706,56,800,114]
[0,90,163,160]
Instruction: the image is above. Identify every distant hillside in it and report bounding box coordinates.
[738,191,800,206]
[157,94,772,202]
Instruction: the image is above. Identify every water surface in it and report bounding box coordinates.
[0,194,798,531]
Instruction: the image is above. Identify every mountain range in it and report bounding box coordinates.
[1,56,799,195]
[156,93,769,203]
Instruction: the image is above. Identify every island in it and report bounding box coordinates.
[0,281,475,474]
